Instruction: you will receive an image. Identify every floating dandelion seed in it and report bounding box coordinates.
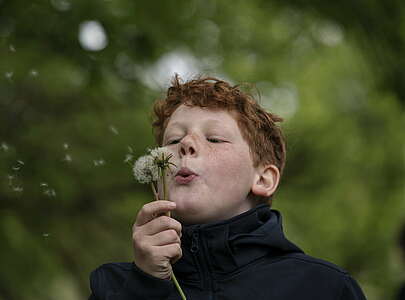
[63,143,69,150]
[93,159,105,166]
[13,186,23,192]
[40,183,56,197]
[30,69,39,77]
[63,154,72,162]
[7,175,14,185]
[42,233,50,237]
[9,44,16,52]
[109,125,119,135]
[50,0,71,11]
[44,189,56,197]
[1,142,9,151]
[12,160,24,171]
[5,72,13,79]
[124,154,133,164]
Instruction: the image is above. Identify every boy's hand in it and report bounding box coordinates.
[132,200,182,280]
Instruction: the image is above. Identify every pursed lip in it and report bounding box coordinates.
[174,167,198,184]
[175,167,197,177]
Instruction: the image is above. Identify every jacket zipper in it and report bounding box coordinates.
[190,229,215,300]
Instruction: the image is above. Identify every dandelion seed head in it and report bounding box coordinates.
[148,147,176,172]
[148,147,173,160]
[133,155,159,184]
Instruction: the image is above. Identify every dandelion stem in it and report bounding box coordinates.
[150,182,158,201]
[162,168,167,199]
[171,272,187,300]
[162,168,171,218]
[140,148,186,299]
[161,166,186,299]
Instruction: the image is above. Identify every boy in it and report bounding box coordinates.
[88,76,367,299]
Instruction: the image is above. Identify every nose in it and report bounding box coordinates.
[179,135,197,157]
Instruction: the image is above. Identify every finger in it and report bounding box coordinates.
[135,201,176,226]
[153,243,182,262]
[148,229,181,246]
[142,215,182,236]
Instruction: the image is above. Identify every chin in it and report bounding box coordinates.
[173,197,199,214]
[174,207,222,225]
[177,214,217,225]
[171,199,207,224]
[173,210,202,225]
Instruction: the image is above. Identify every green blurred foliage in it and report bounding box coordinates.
[1,0,404,299]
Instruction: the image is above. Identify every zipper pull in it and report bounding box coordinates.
[190,230,199,253]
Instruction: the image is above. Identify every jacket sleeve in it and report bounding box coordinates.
[339,274,367,300]
[88,262,175,300]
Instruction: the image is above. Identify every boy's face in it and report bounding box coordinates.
[163,104,259,225]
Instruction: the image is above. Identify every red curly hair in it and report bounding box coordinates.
[152,75,286,203]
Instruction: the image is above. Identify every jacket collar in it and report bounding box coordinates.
[173,204,303,281]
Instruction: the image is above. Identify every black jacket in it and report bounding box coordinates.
[89,204,367,299]
[398,283,405,300]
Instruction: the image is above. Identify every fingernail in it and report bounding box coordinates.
[169,202,176,207]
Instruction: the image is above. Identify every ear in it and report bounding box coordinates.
[251,164,280,197]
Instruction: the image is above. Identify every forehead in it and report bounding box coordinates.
[165,104,240,130]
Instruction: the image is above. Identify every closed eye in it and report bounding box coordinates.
[207,138,223,143]
[167,139,181,145]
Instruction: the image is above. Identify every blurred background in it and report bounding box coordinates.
[1,0,405,299]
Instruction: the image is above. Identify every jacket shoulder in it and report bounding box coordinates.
[92,262,134,274]
[90,262,134,294]
[281,253,367,299]
[89,262,175,299]
[285,252,349,275]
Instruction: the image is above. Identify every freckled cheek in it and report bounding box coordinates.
[206,150,251,180]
